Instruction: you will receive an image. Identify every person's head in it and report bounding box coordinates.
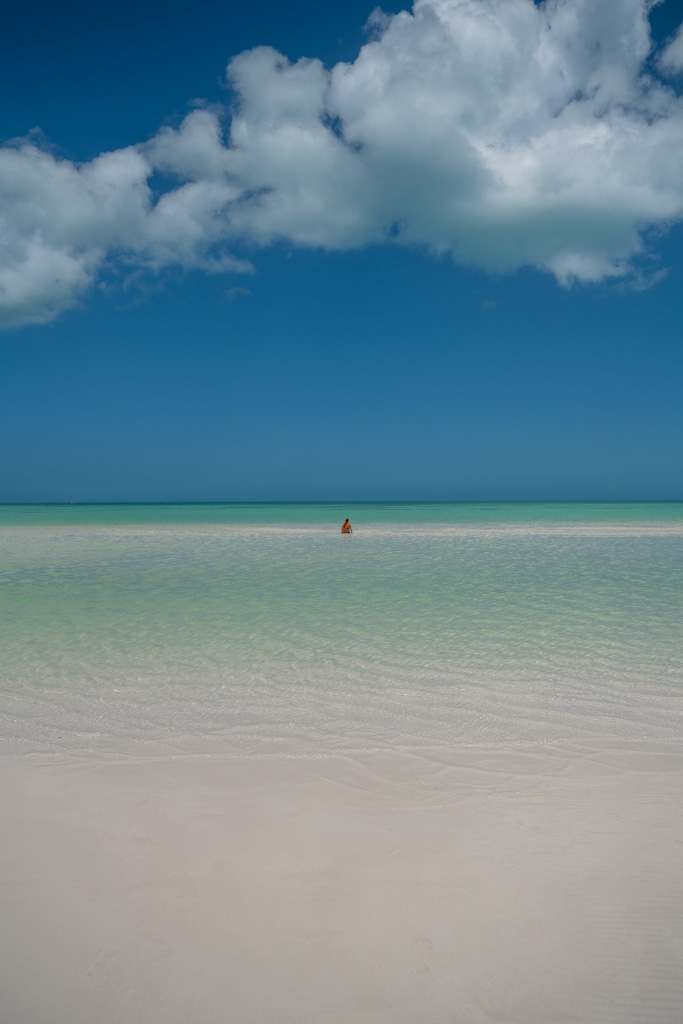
[343,518,349,524]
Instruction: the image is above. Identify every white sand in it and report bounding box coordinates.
[1,742,682,1024]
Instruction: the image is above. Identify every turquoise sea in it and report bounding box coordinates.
[1,502,682,758]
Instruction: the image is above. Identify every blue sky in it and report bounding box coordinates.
[2,0,682,501]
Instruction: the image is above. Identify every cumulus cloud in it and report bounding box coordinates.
[2,0,683,327]
[0,132,251,327]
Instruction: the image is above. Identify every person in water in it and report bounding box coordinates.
[341,518,353,534]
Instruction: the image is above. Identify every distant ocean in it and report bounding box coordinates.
[1,502,682,759]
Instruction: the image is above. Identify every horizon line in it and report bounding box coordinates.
[2,498,683,507]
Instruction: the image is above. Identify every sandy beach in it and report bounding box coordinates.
[2,740,682,1024]
[2,505,681,1021]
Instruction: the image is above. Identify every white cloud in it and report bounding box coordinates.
[659,22,683,74]
[221,0,683,279]
[225,285,251,302]
[2,0,683,327]
[0,235,97,328]
[0,135,251,327]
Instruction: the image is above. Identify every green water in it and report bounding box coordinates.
[2,500,682,529]
[1,503,682,758]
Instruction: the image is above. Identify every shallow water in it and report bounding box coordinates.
[1,502,682,758]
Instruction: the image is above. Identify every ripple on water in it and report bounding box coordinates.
[1,519,682,758]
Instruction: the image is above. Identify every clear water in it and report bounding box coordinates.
[1,502,682,758]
